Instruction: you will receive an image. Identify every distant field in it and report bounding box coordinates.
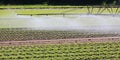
[0,8,119,15]
[16,8,120,15]
[0,5,84,9]
[0,5,119,15]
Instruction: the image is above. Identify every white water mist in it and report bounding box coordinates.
[28,15,120,31]
[0,14,120,33]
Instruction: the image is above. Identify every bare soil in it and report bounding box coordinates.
[0,36,120,46]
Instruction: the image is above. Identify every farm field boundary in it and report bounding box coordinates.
[0,36,120,46]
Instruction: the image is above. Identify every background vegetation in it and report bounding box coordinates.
[0,0,119,5]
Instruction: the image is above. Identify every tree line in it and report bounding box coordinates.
[0,0,119,5]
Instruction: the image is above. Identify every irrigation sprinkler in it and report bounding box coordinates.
[110,6,114,14]
[97,5,118,15]
[115,5,119,14]
[86,2,120,16]
[86,5,95,15]
[106,5,112,14]
[87,5,91,14]
[91,5,94,14]
[99,7,106,14]
[16,5,119,16]
[97,6,102,14]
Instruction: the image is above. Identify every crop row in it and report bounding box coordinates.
[0,28,119,41]
[0,42,120,60]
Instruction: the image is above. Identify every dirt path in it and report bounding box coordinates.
[0,36,120,46]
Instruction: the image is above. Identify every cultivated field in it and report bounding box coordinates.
[0,42,120,59]
[0,28,120,41]
[0,5,120,60]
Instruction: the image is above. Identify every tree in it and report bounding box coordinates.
[0,0,118,5]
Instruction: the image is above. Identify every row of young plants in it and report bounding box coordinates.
[16,8,120,15]
[0,42,120,59]
[0,28,119,41]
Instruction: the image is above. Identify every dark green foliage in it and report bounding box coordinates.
[0,0,118,5]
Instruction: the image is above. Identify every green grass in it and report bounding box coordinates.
[0,5,85,9]
[0,5,119,15]
[0,8,119,15]
[0,42,120,60]
[15,8,120,15]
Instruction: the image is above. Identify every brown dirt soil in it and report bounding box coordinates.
[0,36,120,46]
